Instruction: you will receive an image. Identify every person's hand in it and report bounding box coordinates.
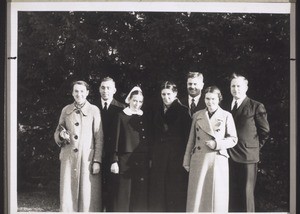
[111,162,119,174]
[183,165,190,172]
[205,140,216,150]
[59,130,70,142]
[92,162,101,174]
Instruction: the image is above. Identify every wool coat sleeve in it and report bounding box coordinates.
[93,106,104,163]
[254,103,270,148]
[112,113,122,163]
[54,107,67,147]
[215,112,238,150]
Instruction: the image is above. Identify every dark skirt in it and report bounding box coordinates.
[113,152,149,212]
[149,143,188,212]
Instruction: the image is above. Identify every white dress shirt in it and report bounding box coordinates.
[188,94,201,108]
[101,98,113,109]
[231,95,247,110]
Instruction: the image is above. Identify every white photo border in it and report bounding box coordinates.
[6,2,295,214]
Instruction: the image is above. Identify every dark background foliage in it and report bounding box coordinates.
[17,11,289,211]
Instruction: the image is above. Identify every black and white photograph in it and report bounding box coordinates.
[6,1,295,213]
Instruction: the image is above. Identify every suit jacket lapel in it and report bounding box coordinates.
[234,97,249,118]
[110,99,116,106]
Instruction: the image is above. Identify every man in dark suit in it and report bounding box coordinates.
[98,77,125,211]
[227,73,270,212]
[180,71,206,117]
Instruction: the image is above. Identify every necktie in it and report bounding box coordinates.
[163,105,168,114]
[103,102,108,111]
[190,98,196,115]
[231,100,238,115]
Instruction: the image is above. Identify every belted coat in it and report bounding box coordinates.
[183,107,237,212]
[54,101,104,212]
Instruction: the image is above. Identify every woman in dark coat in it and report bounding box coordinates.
[110,86,150,212]
[149,81,191,212]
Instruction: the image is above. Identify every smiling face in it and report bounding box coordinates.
[187,77,204,97]
[72,84,89,104]
[161,88,177,106]
[129,94,144,112]
[230,77,248,100]
[205,92,220,113]
[99,80,116,101]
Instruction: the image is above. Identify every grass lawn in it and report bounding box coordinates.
[17,186,288,212]
[18,189,59,212]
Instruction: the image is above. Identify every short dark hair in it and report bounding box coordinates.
[100,76,116,85]
[72,80,89,91]
[160,81,178,93]
[204,86,223,102]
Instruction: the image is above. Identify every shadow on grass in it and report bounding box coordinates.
[18,189,59,212]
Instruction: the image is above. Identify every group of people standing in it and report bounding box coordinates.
[54,72,270,213]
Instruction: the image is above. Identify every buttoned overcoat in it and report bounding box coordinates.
[112,111,149,211]
[183,107,237,212]
[54,101,104,212]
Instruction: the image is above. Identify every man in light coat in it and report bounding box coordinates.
[54,80,104,212]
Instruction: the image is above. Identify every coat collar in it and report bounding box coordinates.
[65,101,91,116]
[162,98,181,112]
[196,107,225,138]
[123,107,143,116]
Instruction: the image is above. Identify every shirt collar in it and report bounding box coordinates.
[101,98,113,109]
[232,95,247,108]
[189,94,201,106]
[123,107,143,116]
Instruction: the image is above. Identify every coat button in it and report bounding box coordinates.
[75,122,79,126]
[196,128,199,131]
[76,110,80,114]
[140,121,143,124]
[142,136,146,139]
[73,148,78,152]
[141,128,145,131]
[197,146,201,150]
[74,135,78,139]
[197,137,200,140]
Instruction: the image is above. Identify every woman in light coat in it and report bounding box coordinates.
[183,86,237,213]
[54,80,104,212]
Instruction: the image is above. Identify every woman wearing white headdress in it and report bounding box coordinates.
[110,86,150,211]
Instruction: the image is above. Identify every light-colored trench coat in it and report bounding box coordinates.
[54,101,104,212]
[183,107,237,213]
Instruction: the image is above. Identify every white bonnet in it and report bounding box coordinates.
[125,86,143,104]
